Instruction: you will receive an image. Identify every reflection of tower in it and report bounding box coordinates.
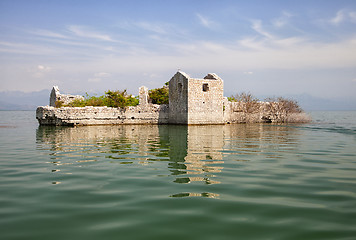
[167,125,224,185]
[184,126,224,184]
[167,125,188,176]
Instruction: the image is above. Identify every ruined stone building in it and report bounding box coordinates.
[168,71,224,124]
[37,71,309,126]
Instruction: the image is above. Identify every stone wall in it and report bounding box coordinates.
[36,104,169,126]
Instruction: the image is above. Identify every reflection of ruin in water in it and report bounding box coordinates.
[36,124,301,196]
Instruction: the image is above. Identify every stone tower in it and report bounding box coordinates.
[169,71,224,124]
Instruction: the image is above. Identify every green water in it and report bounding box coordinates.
[1,111,356,240]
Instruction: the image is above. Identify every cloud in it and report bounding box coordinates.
[94,72,111,77]
[251,20,274,39]
[68,25,115,42]
[117,21,184,38]
[349,11,356,23]
[37,65,51,72]
[272,11,293,28]
[143,72,159,79]
[0,41,57,55]
[28,65,52,78]
[330,10,346,25]
[238,37,266,51]
[88,72,111,83]
[196,13,215,28]
[273,37,305,47]
[30,29,70,39]
[329,10,356,25]
[134,22,167,34]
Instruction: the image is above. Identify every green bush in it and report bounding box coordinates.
[55,100,64,108]
[64,90,139,108]
[148,87,169,105]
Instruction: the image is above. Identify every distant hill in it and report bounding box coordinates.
[1,89,355,111]
[287,94,356,111]
[0,89,50,110]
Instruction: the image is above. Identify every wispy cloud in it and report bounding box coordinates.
[0,41,57,55]
[134,22,168,34]
[30,29,70,39]
[272,11,294,28]
[244,18,307,50]
[273,37,305,47]
[251,20,274,39]
[115,20,189,44]
[28,64,52,78]
[330,10,346,25]
[94,72,111,78]
[329,9,356,25]
[37,65,51,72]
[349,11,356,23]
[88,72,112,83]
[68,25,116,42]
[196,13,215,29]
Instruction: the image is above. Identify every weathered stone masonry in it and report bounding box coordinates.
[36,71,310,126]
[169,72,224,124]
[49,86,84,107]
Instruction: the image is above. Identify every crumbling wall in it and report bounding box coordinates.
[36,104,169,126]
[49,86,84,107]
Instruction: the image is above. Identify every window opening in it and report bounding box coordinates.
[202,83,209,92]
[178,83,183,92]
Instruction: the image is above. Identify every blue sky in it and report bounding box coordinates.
[0,0,356,103]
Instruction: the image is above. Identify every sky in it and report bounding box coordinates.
[0,0,356,103]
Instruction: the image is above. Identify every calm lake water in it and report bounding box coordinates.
[1,111,356,240]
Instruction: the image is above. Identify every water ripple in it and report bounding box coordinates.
[1,111,356,239]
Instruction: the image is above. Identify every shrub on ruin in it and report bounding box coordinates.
[126,95,139,107]
[64,90,139,108]
[55,100,64,108]
[65,95,105,107]
[149,86,169,105]
[105,90,127,108]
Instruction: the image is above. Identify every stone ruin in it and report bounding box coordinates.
[168,71,224,124]
[36,71,310,126]
[49,86,84,107]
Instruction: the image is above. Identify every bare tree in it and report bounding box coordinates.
[229,92,260,113]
